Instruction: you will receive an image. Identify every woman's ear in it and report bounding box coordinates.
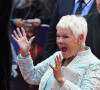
[77,34,84,45]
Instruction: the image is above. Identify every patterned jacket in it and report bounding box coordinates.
[17,46,100,90]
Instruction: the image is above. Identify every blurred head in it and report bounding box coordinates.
[24,24,35,40]
[56,15,87,59]
[96,0,100,13]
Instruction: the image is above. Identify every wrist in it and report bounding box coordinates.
[58,77,66,86]
[62,77,66,83]
[20,51,30,58]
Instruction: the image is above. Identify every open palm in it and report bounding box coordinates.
[11,27,35,57]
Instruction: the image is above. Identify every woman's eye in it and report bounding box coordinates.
[63,36,68,38]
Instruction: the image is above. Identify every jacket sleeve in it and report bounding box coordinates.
[17,52,58,85]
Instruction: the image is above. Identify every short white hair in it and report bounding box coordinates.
[56,15,88,46]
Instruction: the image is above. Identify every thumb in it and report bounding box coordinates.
[29,36,35,44]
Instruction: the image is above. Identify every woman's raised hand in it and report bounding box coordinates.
[49,54,64,86]
[11,27,35,57]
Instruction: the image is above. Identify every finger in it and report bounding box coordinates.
[56,55,62,69]
[13,30,19,40]
[54,58,57,68]
[57,54,61,65]
[11,34,18,43]
[29,36,35,44]
[21,27,26,37]
[17,28,22,38]
[56,55,59,65]
[59,54,62,63]
[49,64,56,72]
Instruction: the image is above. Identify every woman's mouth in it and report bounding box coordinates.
[61,47,67,52]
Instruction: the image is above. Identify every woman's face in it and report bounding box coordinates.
[56,27,80,59]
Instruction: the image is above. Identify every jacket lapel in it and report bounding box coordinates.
[88,0,97,14]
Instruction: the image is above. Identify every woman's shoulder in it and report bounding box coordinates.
[75,46,100,68]
[84,51,100,68]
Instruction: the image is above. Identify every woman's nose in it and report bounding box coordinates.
[57,37,63,43]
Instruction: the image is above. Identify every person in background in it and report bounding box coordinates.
[84,0,100,59]
[44,0,57,24]
[12,0,35,11]
[11,0,45,28]
[11,0,35,20]
[42,0,97,60]
[12,15,100,90]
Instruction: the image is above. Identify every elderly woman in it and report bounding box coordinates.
[12,15,100,90]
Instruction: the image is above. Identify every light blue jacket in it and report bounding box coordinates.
[17,47,100,90]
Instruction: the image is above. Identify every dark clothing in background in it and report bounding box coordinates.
[0,0,12,90]
[42,0,97,60]
[12,0,45,24]
[44,0,57,24]
[85,11,100,59]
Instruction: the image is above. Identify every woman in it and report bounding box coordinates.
[12,15,100,90]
